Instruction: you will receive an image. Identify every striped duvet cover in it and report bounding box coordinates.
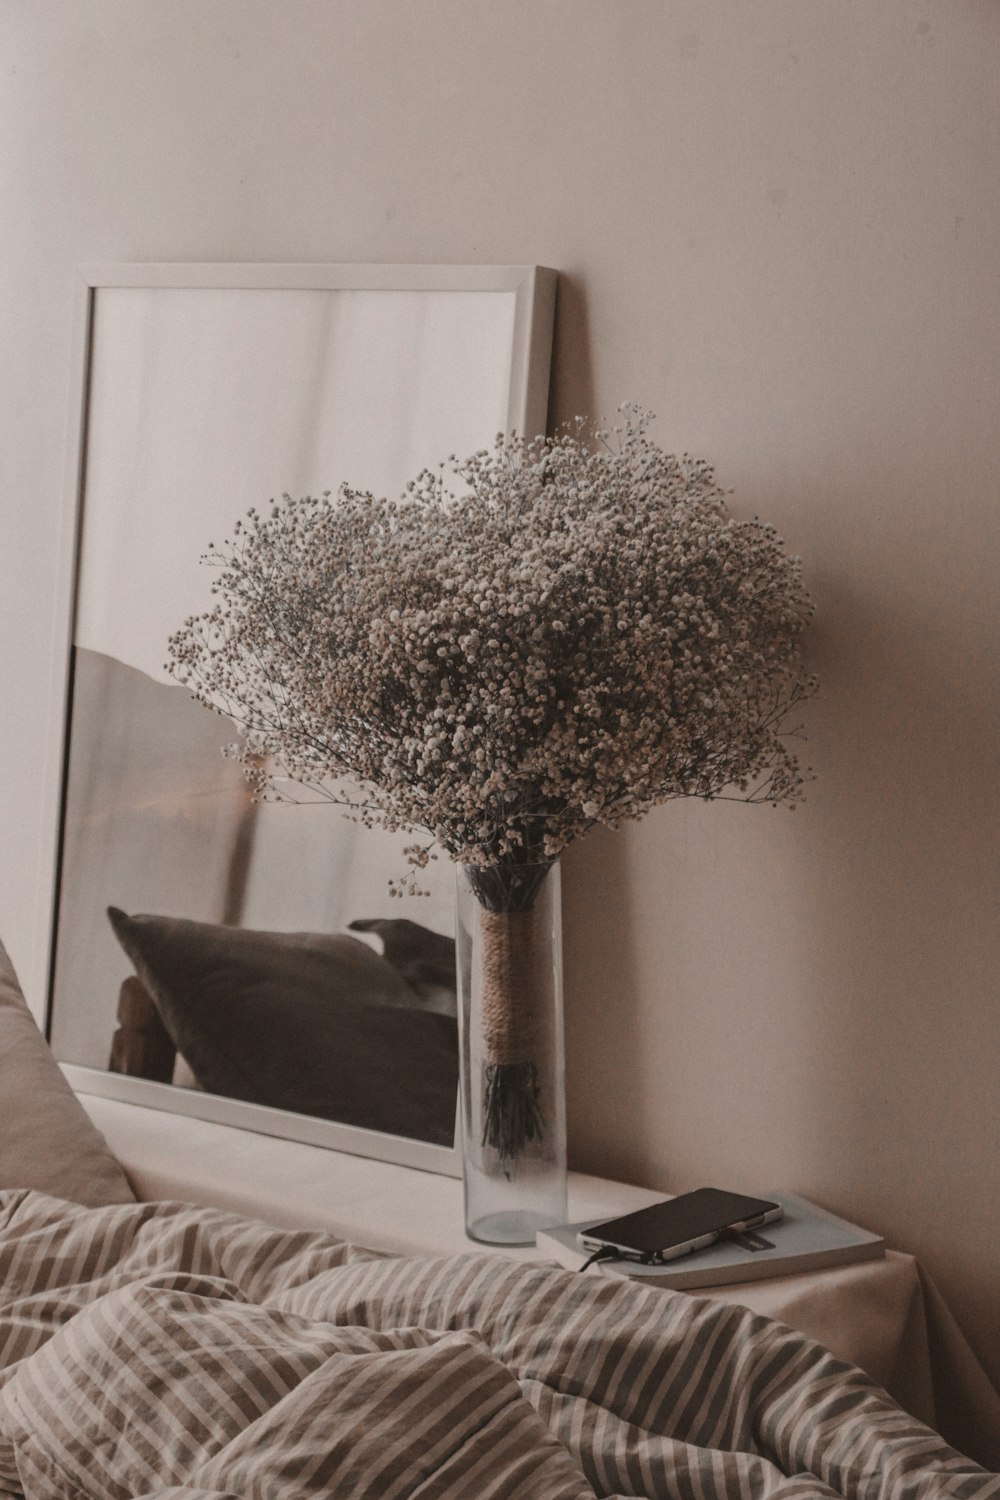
[0,1191,995,1499]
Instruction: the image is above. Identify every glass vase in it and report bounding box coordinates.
[455,860,567,1245]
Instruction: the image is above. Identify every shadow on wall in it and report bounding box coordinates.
[562,824,644,1181]
[781,564,1000,1425]
[546,273,598,435]
[547,272,645,1181]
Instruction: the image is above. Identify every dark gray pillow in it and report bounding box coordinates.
[107,910,458,1147]
[347,918,456,1014]
[0,938,135,1205]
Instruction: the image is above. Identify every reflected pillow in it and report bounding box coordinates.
[0,938,135,1205]
[107,909,458,1147]
[347,918,456,1014]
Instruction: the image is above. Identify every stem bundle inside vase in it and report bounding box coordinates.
[466,861,554,1166]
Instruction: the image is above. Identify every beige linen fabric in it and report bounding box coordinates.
[708,1253,938,1425]
[708,1254,1000,1470]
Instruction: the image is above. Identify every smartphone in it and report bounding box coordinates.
[577,1188,783,1264]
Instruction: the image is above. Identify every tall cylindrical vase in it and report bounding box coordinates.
[455,860,567,1245]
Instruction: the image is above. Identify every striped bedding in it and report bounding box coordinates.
[0,1191,995,1499]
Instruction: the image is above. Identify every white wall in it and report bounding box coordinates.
[1,0,997,1451]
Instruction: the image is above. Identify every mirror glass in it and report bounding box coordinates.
[46,267,554,1174]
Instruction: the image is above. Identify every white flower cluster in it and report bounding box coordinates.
[168,409,817,870]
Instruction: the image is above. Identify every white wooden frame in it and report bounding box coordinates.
[34,262,557,1177]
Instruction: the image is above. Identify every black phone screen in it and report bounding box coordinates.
[582,1188,779,1254]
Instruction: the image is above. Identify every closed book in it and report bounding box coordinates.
[536,1193,885,1289]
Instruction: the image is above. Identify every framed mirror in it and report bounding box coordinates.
[37,262,556,1175]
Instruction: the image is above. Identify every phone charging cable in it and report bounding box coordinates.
[577,1245,624,1273]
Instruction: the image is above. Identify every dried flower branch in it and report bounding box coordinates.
[168,407,817,1164]
[167,407,816,872]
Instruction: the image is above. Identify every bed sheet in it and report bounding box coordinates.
[1,1190,997,1500]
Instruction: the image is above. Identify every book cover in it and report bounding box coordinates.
[536,1193,885,1289]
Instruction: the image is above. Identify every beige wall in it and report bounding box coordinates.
[1,0,997,1428]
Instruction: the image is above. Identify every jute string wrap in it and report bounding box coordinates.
[479,908,544,1066]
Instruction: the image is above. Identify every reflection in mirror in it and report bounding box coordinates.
[45,265,555,1173]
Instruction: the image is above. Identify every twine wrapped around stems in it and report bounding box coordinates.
[478,907,547,1161]
[465,862,555,1164]
[480,909,542,1066]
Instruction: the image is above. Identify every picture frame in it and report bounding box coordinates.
[35,262,556,1176]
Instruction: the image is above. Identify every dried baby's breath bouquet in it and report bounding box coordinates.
[168,407,816,1159]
